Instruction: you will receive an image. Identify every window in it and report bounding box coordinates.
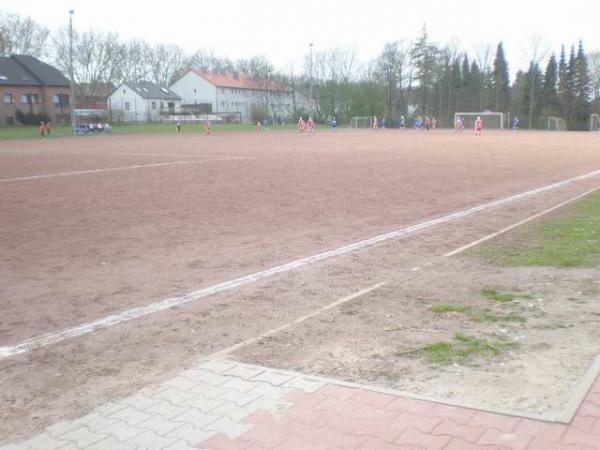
[152,101,156,110]
[220,88,225,94]
[53,94,70,106]
[123,89,126,94]
[3,93,14,104]
[125,102,130,111]
[21,93,40,104]
[0,74,8,81]
[160,88,169,94]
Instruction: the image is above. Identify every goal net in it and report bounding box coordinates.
[548,117,567,131]
[591,114,600,132]
[350,117,373,129]
[454,112,504,130]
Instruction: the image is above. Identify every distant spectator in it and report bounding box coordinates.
[39,121,45,138]
[46,121,51,136]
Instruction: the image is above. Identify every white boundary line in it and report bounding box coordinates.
[1,168,599,360]
[445,185,600,257]
[210,283,386,359]
[0,157,251,184]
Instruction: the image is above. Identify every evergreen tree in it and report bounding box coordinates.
[540,54,559,116]
[492,42,510,112]
[573,40,591,129]
[558,46,569,116]
[564,46,579,126]
[411,24,436,115]
[523,62,544,128]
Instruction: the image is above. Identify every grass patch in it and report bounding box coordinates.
[471,310,527,324]
[481,288,516,303]
[474,193,600,267]
[423,333,514,365]
[431,304,471,314]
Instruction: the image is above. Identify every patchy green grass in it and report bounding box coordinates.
[475,193,600,267]
[0,123,296,140]
[481,288,516,303]
[431,304,471,314]
[471,310,527,324]
[422,333,514,365]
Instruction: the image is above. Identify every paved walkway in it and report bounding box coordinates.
[3,359,600,450]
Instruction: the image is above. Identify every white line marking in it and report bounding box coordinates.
[0,157,251,184]
[1,168,599,360]
[210,283,385,358]
[445,185,600,257]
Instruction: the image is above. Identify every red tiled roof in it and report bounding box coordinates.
[191,70,292,92]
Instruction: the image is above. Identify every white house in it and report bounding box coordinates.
[108,81,181,123]
[170,70,296,123]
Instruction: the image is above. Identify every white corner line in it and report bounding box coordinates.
[1,169,599,361]
[445,185,600,257]
[0,157,251,184]
[210,282,385,359]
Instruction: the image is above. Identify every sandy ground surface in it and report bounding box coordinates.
[1,130,599,442]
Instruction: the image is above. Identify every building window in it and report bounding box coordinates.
[220,88,225,94]
[53,94,70,106]
[21,93,40,104]
[152,101,156,110]
[3,93,14,104]
[123,89,126,94]
[125,102,130,111]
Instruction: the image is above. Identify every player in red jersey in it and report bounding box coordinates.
[475,116,483,137]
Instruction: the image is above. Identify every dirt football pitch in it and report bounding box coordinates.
[1,129,599,442]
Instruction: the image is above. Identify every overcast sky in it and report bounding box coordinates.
[3,0,599,75]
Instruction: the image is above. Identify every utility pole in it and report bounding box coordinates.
[309,43,314,115]
[68,10,76,131]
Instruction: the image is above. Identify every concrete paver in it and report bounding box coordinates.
[2,359,600,449]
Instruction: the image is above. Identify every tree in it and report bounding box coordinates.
[53,29,125,101]
[573,41,591,129]
[492,42,510,112]
[0,12,49,57]
[375,41,409,121]
[588,51,600,112]
[145,44,188,86]
[411,25,437,116]
[540,54,560,117]
[522,62,543,128]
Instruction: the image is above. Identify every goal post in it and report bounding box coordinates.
[591,114,600,132]
[350,116,373,129]
[547,117,567,131]
[454,112,504,130]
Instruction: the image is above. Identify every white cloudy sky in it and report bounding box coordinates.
[3,0,599,74]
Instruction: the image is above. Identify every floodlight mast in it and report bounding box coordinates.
[68,10,76,131]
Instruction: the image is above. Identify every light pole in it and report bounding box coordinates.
[309,43,314,116]
[68,9,76,131]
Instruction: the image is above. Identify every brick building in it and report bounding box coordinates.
[0,55,72,125]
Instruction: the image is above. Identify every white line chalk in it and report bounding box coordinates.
[445,185,600,257]
[1,168,599,360]
[210,283,386,358]
[0,157,251,183]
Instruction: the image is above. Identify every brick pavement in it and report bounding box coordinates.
[2,359,599,449]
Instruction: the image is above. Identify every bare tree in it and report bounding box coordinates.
[120,39,152,83]
[145,44,188,86]
[0,12,49,57]
[588,51,600,106]
[375,41,410,119]
[53,29,125,99]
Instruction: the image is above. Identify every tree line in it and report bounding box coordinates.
[2,12,599,129]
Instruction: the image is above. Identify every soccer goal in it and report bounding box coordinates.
[454,112,504,130]
[350,117,373,129]
[548,117,567,131]
[590,114,600,132]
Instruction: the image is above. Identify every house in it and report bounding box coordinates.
[170,70,295,123]
[108,81,181,123]
[0,54,72,125]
